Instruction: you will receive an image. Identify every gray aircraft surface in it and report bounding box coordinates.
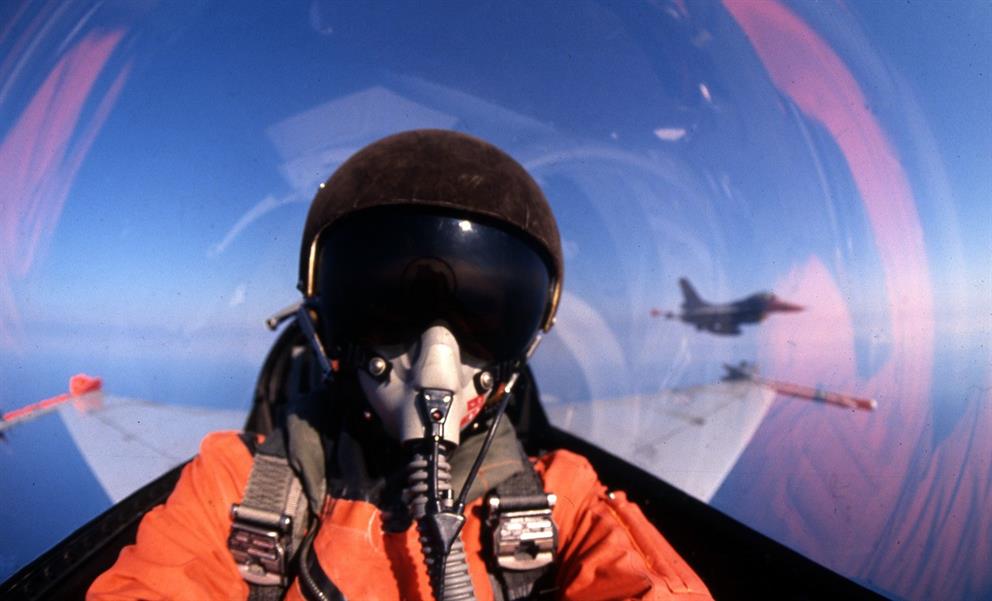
[653,278,804,335]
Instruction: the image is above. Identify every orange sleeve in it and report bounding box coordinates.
[536,451,713,601]
[87,431,254,601]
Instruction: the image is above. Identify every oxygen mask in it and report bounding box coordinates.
[357,322,489,446]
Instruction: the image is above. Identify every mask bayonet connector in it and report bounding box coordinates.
[474,370,494,395]
[367,355,390,380]
[417,388,454,439]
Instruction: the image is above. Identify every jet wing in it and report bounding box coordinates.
[544,380,774,502]
[695,317,741,335]
[57,394,245,503]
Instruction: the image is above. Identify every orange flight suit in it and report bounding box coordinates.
[88,431,712,600]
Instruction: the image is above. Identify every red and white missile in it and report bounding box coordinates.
[0,374,103,434]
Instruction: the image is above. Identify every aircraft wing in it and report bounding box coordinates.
[724,323,741,335]
[694,317,741,335]
[57,394,245,503]
[545,380,774,502]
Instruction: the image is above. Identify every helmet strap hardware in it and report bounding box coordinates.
[525,333,544,359]
[367,355,390,381]
[296,301,334,384]
[475,370,494,395]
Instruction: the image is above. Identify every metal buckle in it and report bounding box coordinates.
[489,493,558,571]
[228,504,292,586]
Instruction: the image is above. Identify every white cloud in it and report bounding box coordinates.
[229,283,247,307]
[653,127,687,142]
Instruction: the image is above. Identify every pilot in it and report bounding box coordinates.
[89,130,712,600]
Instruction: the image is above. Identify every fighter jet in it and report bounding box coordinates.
[652,277,804,335]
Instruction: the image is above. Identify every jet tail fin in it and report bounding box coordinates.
[679,277,706,309]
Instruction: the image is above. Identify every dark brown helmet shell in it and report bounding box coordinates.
[299,129,563,329]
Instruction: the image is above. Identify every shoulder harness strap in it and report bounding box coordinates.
[229,431,311,601]
[230,436,555,601]
[486,457,559,601]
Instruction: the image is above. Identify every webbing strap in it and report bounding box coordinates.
[489,463,559,601]
[230,433,310,600]
[494,461,544,498]
[242,454,300,520]
[248,582,285,601]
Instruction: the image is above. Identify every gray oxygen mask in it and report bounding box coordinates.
[357,323,491,447]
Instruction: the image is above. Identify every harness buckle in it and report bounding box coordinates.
[488,493,558,571]
[228,503,293,586]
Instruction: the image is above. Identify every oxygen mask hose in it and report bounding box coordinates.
[408,388,476,601]
[406,442,475,601]
[406,372,521,601]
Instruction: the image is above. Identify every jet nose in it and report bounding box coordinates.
[767,297,804,312]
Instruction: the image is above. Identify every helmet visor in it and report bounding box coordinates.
[315,209,552,363]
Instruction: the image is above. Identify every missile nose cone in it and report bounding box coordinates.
[69,374,103,396]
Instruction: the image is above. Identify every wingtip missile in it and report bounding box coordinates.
[721,362,876,412]
[0,374,104,434]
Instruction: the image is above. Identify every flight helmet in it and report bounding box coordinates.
[298,129,563,445]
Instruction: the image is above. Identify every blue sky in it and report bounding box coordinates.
[2,1,990,596]
[9,0,988,357]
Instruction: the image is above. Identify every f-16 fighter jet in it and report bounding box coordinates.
[651,278,804,335]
